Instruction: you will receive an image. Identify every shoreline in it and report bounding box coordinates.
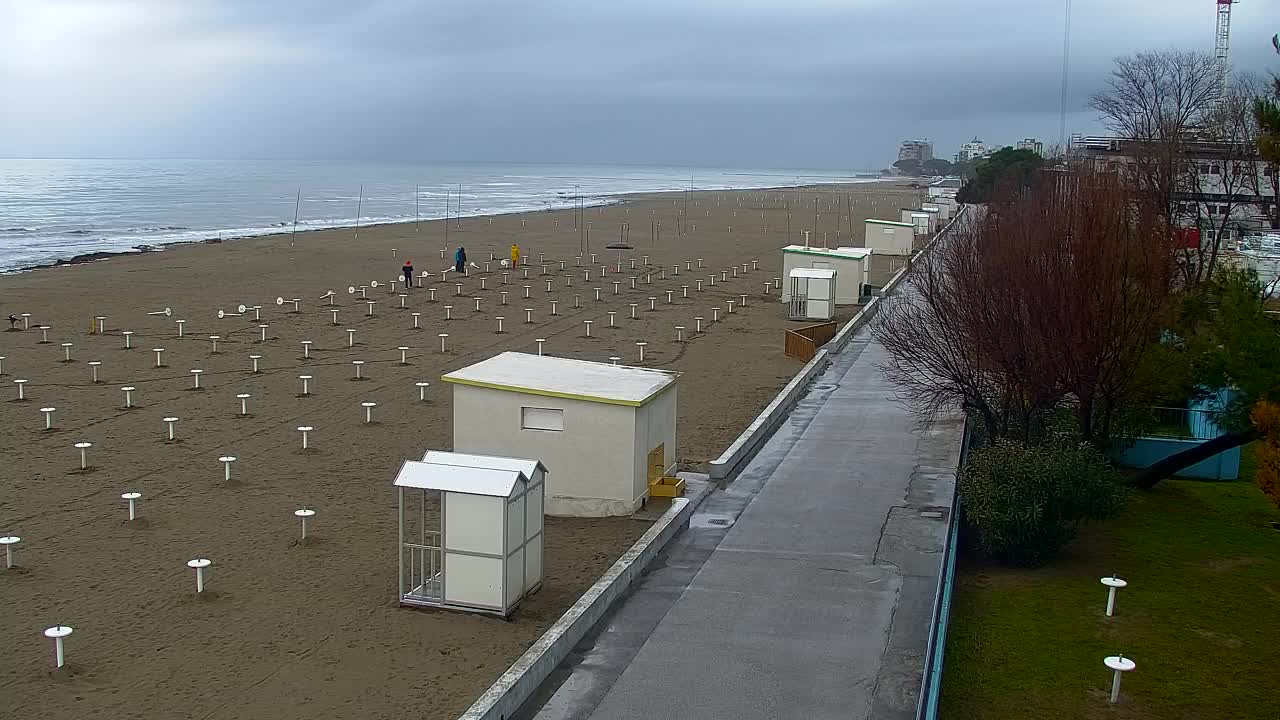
[0,180,925,720]
[2,178,901,275]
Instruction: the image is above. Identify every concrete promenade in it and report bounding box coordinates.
[518,304,965,720]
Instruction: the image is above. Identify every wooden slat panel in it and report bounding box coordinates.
[784,330,817,361]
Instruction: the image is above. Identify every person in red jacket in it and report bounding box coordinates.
[402,259,414,287]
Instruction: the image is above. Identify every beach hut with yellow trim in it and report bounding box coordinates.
[442,352,680,517]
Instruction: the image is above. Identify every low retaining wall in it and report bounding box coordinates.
[456,481,710,720]
[708,348,831,480]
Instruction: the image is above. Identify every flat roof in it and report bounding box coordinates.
[789,268,836,279]
[442,351,678,407]
[864,219,915,228]
[421,450,546,481]
[393,459,526,497]
[782,244,871,259]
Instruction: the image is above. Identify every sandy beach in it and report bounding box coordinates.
[0,182,922,719]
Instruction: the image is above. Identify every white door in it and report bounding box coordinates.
[806,277,832,320]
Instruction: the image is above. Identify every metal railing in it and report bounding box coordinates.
[1142,406,1226,441]
[916,419,971,720]
[402,531,442,603]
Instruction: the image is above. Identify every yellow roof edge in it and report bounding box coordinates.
[440,374,678,407]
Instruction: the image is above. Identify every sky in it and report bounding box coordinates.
[0,0,1275,169]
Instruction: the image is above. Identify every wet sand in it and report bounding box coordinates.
[0,182,922,719]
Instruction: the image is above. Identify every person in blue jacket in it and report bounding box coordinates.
[454,246,467,274]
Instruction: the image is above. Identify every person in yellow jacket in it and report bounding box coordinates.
[510,243,520,267]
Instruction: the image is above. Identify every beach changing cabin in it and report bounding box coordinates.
[922,201,951,222]
[394,451,546,617]
[787,268,837,321]
[443,352,679,517]
[780,245,871,306]
[862,219,916,256]
[900,208,936,235]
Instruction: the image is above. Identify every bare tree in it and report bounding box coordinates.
[1177,76,1265,282]
[875,169,1175,448]
[1090,52,1273,284]
[1089,51,1221,285]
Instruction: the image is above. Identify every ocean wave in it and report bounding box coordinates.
[122,225,191,233]
[0,164,888,273]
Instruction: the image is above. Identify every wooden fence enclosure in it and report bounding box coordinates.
[784,321,838,361]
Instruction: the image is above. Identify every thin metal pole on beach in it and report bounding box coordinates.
[415,185,420,233]
[684,171,692,236]
[291,188,301,247]
[354,184,363,241]
[456,183,462,228]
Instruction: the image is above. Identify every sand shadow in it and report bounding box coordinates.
[178,589,226,604]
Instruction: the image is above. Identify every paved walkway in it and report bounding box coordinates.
[518,314,964,720]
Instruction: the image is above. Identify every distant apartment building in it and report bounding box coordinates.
[1016,138,1044,156]
[954,137,993,164]
[1070,135,1278,240]
[897,140,934,164]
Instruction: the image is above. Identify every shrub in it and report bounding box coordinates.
[959,436,1127,567]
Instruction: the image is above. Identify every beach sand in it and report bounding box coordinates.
[0,182,922,719]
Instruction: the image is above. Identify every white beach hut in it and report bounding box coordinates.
[780,245,871,306]
[922,202,951,222]
[443,352,679,517]
[862,219,916,256]
[394,451,546,617]
[900,208,935,235]
[787,268,837,321]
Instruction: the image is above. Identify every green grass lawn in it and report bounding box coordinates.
[939,447,1280,719]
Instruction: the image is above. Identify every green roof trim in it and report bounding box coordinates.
[864,219,914,228]
[782,246,870,258]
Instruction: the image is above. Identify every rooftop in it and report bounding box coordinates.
[441,351,678,407]
[421,450,545,481]
[782,244,872,259]
[393,459,527,497]
[789,268,837,279]
[864,218,915,228]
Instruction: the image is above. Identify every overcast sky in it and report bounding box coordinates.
[1,0,1275,169]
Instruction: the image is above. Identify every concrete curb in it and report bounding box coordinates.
[708,348,831,480]
[828,297,880,353]
[457,480,712,720]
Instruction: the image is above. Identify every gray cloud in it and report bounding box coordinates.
[1,0,1275,168]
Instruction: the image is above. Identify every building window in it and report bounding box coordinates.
[521,407,563,432]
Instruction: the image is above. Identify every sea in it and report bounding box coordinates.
[0,159,883,273]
